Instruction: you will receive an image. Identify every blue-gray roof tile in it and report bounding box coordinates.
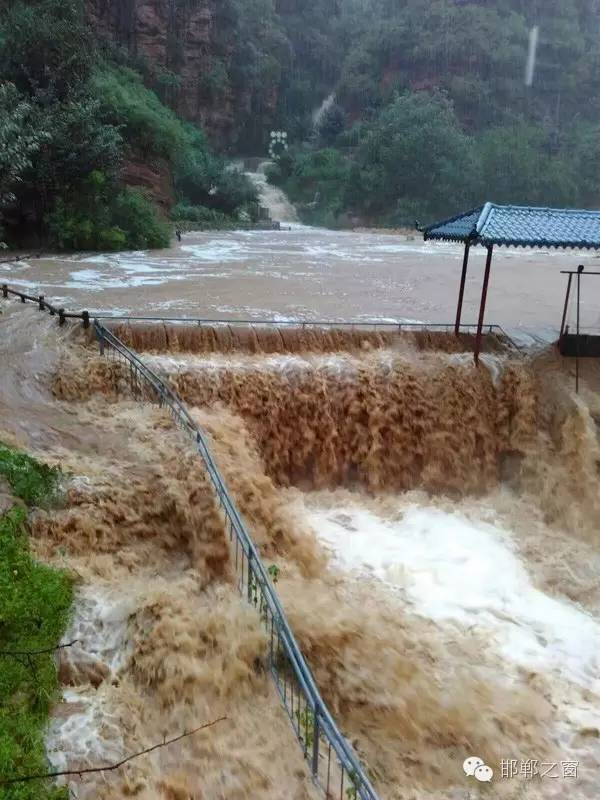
[423,203,600,249]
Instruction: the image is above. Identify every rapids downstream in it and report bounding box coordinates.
[2,219,600,799]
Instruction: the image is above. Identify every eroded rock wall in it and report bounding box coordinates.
[87,0,235,141]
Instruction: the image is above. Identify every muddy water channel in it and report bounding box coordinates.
[3,225,600,799]
[4,226,600,334]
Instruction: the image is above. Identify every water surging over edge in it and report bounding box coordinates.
[245,162,299,223]
[42,327,600,798]
[105,322,508,356]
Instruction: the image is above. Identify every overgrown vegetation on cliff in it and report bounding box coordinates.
[3,0,600,235]
[267,0,600,226]
[0,0,257,250]
[0,445,72,800]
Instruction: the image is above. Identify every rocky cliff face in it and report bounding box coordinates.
[120,157,175,212]
[87,0,235,142]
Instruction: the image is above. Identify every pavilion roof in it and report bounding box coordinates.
[422,202,600,249]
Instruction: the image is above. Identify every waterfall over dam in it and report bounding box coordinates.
[244,161,299,224]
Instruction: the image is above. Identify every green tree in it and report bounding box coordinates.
[0,85,42,212]
[317,103,346,146]
[476,124,578,207]
[567,122,600,208]
[350,92,476,222]
[0,0,93,102]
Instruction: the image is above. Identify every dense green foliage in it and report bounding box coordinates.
[171,203,243,230]
[0,444,62,507]
[92,65,189,163]
[3,0,600,234]
[0,445,72,799]
[0,0,257,250]
[46,174,170,251]
[265,0,600,226]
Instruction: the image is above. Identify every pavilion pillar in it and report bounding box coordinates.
[474,245,494,364]
[559,272,573,342]
[455,240,471,335]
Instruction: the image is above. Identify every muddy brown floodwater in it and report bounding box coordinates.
[3,223,600,800]
[3,226,600,337]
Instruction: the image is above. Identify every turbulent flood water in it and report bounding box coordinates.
[4,226,600,337]
[2,224,600,799]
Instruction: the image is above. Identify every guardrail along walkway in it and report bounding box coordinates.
[93,321,379,800]
[1,282,519,800]
[0,278,379,800]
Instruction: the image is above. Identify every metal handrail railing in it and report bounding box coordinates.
[94,312,514,340]
[94,320,380,800]
[1,281,522,796]
[1,283,91,327]
[1,280,517,348]
[96,315,502,329]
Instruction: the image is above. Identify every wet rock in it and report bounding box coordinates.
[86,0,237,142]
[121,158,175,214]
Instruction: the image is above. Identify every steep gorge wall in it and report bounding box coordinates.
[86,0,236,142]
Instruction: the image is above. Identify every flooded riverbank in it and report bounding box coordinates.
[3,226,600,335]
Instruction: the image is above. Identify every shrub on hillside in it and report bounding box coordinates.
[93,65,188,162]
[171,204,234,228]
[47,179,169,251]
[112,188,170,249]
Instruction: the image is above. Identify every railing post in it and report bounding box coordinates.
[58,308,65,326]
[560,272,573,343]
[98,328,105,356]
[20,293,26,303]
[311,706,320,778]
[247,551,254,604]
[38,295,45,311]
[82,310,90,329]
[1,284,7,298]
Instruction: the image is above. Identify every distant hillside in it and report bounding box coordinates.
[269,0,600,226]
[85,0,342,152]
[3,0,600,245]
[0,0,259,250]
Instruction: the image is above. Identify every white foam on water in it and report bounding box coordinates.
[372,242,463,257]
[47,688,124,773]
[181,240,249,262]
[46,585,134,775]
[146,350,363,374]
[61,275,175,291]
[309,505,600,693]
[69,269,104,283]
[305,243,384,262]
[0,277,39,289]
[245,167,299,222]
[64,585,136,673]
[210,305,307,320]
